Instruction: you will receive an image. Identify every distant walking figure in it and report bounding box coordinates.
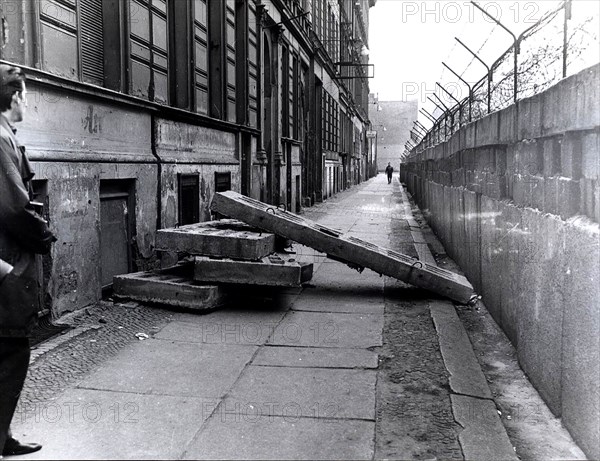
[385,162,394,184]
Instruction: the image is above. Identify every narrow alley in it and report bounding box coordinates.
[8,174,583,460]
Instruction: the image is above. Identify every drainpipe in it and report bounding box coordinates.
[150,115,162,230]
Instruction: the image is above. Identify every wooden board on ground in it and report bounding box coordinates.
[193,254,313,287]
[155,219,276,260]
[211,191,476,304]
[113,270,227,311]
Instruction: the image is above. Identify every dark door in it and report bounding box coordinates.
[100,181,134,288]
[286,144,292,211]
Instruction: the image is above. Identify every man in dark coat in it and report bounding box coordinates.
[385,162,394,184]
[0,64,56,457]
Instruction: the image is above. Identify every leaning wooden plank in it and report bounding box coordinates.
[211,191,476,304]
[155,219,276,260]
[113,271,228,311]
[193,254,313,287]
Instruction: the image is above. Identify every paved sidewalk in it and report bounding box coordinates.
[10,174,512,460]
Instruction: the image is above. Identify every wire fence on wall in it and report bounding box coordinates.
[408,0,598,154]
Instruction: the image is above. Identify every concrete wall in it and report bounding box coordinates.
[401,64,600,459]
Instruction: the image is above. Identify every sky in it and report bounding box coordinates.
[368,0,599,124]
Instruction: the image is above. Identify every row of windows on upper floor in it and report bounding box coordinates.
[27,0,262,126]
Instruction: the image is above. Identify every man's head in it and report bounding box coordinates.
[0,64,27,123]
[388,162,391,166]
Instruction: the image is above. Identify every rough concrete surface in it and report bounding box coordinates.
[9,174,585,460]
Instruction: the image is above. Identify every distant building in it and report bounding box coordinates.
[0,0,376,318]
[368,95,417,171]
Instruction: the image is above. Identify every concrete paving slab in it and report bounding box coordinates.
[253,345,379,369]
[451,394,518,460]
[77,339,257,398]
[171,304,289,327]
[291,290,384,315]
[267,311,383,349]
[11,388,216,460]
[183,415,374,460]
[155,319,281,346]
[155,219,276,260]
[226,365,377,420]
[430,301,492,399]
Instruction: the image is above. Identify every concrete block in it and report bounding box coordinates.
[530,176,545,211]
[499,104,517,144]
[542,136,562,177]
[518,94,542,140]
[155,219,276,260]
[483,173,502,200]
[582,131,599,180]
[464,121,476,149]
[561,132,583,179]
[475,111,500,147]
[516,211,567,415]
[211,191,475,304]
[462,189,482,291]
[543,176,560,215]
[557,178,581,219]
[113,271,227,311]
[580,178,596,220]
[595,184,600,223]
[561,223,600,460]
[193,254,314,287]
[575,64,600,131]
[479,196,503,323]
[515,139,542,177]
[542,82,562,136]
[512,175,532,208]
[497,204,523,345]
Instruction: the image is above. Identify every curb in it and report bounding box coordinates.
[399,183,518,460]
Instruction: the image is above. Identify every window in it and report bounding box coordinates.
[225,1,236,122]
[322,91,339,152]
[129,0,169,103]
[178,174,200,225]
[248,1,259,128]
[282,45,289,138]
[193,0,209,114]
[215,172,232,192]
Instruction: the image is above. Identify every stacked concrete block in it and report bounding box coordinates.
[115,219,314,311]
[194,254,313,287]
[155,219,276,260]
[113,270,228,312]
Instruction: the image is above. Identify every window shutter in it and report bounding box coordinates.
[80,0,104,85]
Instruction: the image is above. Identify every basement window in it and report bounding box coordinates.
[178,174,200,225]
[215,172,232,192]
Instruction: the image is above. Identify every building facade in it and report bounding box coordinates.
[0,0,375,317]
